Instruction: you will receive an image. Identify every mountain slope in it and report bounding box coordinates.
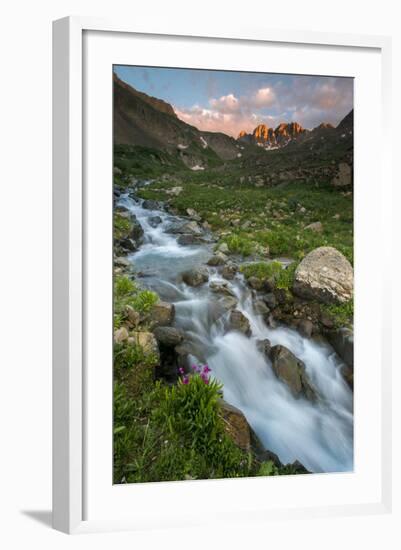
[233,110,353,187]
[113,74,240,167]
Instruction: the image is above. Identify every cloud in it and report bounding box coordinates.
[251,87,276,108]
[210,93,240,114]
[173,77,353,137]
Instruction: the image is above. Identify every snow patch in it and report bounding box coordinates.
[237,153,242,158]
[177,144,188,150]
[200,136,208,149]
[191,165,205,171]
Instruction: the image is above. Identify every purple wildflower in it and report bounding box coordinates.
[178,367,185,375]
[182,375,189,385]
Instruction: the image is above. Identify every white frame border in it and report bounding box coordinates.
[52,16,392,534]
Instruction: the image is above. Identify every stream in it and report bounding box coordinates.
[117,191,354,474]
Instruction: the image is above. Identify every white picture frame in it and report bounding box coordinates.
[52,16,392,534]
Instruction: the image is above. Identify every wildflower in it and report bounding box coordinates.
[203,365,211,373]
[178,367,185,375]
[182,375,189,385]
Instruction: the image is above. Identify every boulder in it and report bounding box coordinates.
[331,162,352,187]
[153,326,184,347]
[149,301,175,327]
[304,221,323,233]
[186,208,201,221]
[228,310,251,336]
[114,326,129,343]
[219,400,251,451]
[293,246,353,304]
[207,252,228,266]
[326,327,354,369]
[114,256,131,268]
[119,237,137,252]
[298,319,314,338]
[256,338,272,358]
[130,216,144,243]
[148,215,162,227]
[218,295,239,312]
[124,305,140,327]
[217,242,229,254]
[209,281,236,297]
[167,220,202,236]
[174,342,196,371]
[182,267,209,287]
[129,331,160,363]
[247,276,265,291]
[263,292,277,309]
[166,186,183,196]
[253,300,270,315]
[142,199,160,210]
[177,234,204,246]
[221,264,238,280]
[270,345,316,401]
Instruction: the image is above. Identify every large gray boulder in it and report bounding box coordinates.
[270,345,316,401]
[293,246,353,304]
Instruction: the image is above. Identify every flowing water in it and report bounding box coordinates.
[118,191,354,474]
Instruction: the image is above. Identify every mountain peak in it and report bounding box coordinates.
[238,121,305,149]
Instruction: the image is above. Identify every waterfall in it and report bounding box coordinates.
[117,193,354,473]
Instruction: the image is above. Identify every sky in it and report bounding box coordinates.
[114,65,353,138]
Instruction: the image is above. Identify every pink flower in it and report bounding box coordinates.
[178,367,185,375]
[182,375,189,384]
[203,365,211,373]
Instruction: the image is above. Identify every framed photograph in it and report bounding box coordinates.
[52,17,392,534]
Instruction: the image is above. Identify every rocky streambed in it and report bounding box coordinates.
[114,183,354,474]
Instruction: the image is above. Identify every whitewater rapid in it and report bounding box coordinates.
[118,192,354,473]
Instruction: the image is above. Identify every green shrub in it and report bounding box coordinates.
[114,275,158,328]
[114,213,132,240]
[132,289,158,313]
[241,260,283,281]
[115,275,137,298]
[113,370,252,483]
[321,299,353,328]
[224,234,255,256]
[257,460,280,476]
[275,262,298,291]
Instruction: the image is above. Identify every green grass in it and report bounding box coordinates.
[114,275,159,328]
[114,144,187,183]
[321,299,354,328]
[240,261,298,292]
[114,212,132,240]
[137,178,353,264]
[113,367,298,483]
[241,260,284,281]
[224,234,255,256]
[113,371,250,483]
